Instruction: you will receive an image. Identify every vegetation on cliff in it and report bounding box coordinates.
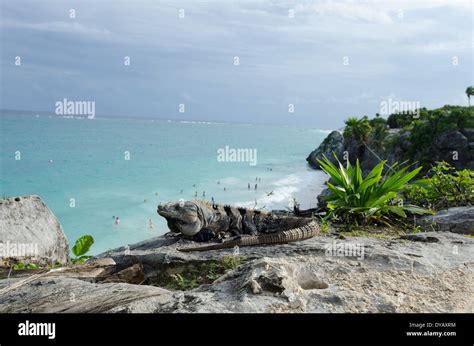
[310,93,473,231]
[308,103,473,174]
[401,161,474,210]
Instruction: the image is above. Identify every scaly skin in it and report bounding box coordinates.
[177,220,320,252]
[157,200,269,237]
[157,200,320,252]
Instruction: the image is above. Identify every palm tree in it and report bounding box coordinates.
[466,86,474,107]
[344,116,372,141]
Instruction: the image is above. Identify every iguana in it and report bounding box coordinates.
[157,200,320,252]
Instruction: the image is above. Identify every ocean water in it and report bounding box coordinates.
[0,114,328,254]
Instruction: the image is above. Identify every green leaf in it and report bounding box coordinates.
[72,235,94,257]
[386,206,406,218]
[402,205,434,215]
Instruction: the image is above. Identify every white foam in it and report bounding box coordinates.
[236,169,326,210]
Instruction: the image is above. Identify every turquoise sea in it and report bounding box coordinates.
[0,113,327,254]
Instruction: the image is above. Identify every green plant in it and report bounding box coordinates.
[402,162,474,209]
[221,256,243,270]
[12,262,39,271]
[170,273,198,290]
[410,225,422,234]
[317,155,432,225]
[164,257,247,291]
[319,216,330,234]
[370,122,388,151]
[343,116,372,141]
[404,106,472,166]
[71,235,94,264]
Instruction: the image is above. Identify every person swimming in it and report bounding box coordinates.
[115,217,120,225]
[248,183,250,189]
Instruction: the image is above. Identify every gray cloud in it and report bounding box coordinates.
[1,0,472,127]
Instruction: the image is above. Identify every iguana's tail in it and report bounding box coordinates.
[177,220,320,252]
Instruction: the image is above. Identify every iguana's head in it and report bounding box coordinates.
[157,201,204,236]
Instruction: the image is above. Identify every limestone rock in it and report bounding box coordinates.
[1,231,471,313]
[417,206,474,235]
[0,196,69,266]
[306,131,344,168]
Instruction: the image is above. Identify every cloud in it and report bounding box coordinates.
[296,2,395,24]
[1,0,472,127]
[1,19,111,37]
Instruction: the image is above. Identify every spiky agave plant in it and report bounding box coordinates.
[317,155,433,225]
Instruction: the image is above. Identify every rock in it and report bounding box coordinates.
[461,128,474,141]
[306,131,344,168]
[0,231,472,313]
[102,263,145,284]
[308,120,474,174]
[0,196,69,266]
[431,130,473,170]
[0,276,172,313]
[399,234,439,243]
[435,130,468,151]
[317,188,332,208]
[417,206,474,235]
[47,258,117,281]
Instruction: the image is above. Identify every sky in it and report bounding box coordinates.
[0,0,473,128]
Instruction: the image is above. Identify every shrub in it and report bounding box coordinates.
[317,156,432,225]
[370,122,389,151]
[387,112,413,129]
[402,162,474,209]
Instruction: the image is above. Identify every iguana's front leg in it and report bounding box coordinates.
[192,228,217,242]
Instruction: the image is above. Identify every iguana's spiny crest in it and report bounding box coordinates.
[157,200,321,252]
[157,200,266,237]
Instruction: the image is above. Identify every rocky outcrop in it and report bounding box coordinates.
[433,130,474,170]
[0,230,472,313]
[307,126,474,173]
[416,206,474,235]
[306,131,344,167]
[0,196,69,266]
